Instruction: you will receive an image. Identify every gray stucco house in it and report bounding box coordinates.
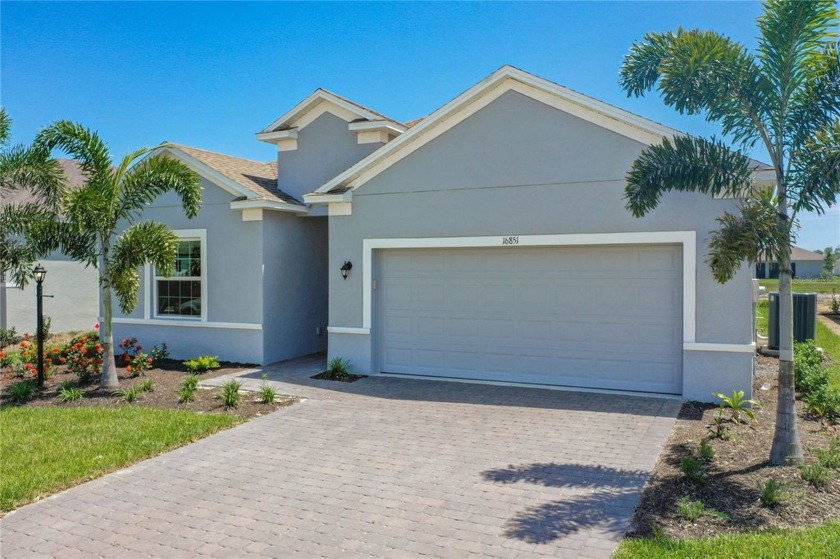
[755,246,827,279]
[116,66,762,402]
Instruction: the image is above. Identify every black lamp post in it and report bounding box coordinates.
[33,264,47,388]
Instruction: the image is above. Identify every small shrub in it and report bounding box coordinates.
[676,496,728,522]
[138,379,154,393]
[217,379,242,408]
[42,315,52,340]
[0,327,19,348]
[178,374,200,403]
[184,356,220,374]
[150,343,169,366]
[698,438,716,462]
[794,340,828,395]
[759,479,786,507]
[5,380,35,403]
[327,357,351,376]
[258,374,277,404]
[677,496,706,521]
[804,386,840,424]
[680,456,707,484]
[56,383,83,403]
[830,290,840,314]
[707,411,732,440]
[119,386,140,403]
[118,338,152,376]
[801,463,831,489]
[65,333,104,383]
[713,390,761,423]
[816,436,840,469]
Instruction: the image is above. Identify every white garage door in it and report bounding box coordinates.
[378,245,683,394]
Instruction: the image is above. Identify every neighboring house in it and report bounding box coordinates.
[755,247,826,279]
[117,65,766,402]
[1,160,99,335]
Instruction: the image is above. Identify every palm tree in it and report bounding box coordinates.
[619,0,839,465]
[0,108,66,288]
[36,121,201,388]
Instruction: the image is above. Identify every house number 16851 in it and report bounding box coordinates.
[502,236,519,245]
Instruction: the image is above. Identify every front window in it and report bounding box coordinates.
[156,239,202,317]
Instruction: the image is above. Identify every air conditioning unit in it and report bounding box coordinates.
[768,292,817,350]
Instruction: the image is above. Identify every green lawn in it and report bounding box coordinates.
[758,277,840,294]
[614,522,840,559]
[0,406,239,511]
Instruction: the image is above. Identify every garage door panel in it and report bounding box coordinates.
[379,245,683,394]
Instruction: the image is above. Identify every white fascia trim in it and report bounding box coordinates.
[684,342,756,354]
[347,120,407,134]
[254,128,298,143]
[302,191,353,205]
[112,318,262,331]
[327,326,371,335]
[230,199,309,214]
[258,90,383,135]
[362,231,697,343]
[312,65,684,195]
[162,148,256,200]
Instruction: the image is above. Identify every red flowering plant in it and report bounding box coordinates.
[118,338,152,377]
[64,333,104,383]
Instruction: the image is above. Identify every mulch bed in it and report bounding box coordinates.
[0,358,296,419]
[629,354,839,540]
[311,371,367,383]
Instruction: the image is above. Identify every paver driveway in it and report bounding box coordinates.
[0,356,680,558]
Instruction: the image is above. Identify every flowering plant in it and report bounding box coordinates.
[65,334,104,383]
[119,338,152,376]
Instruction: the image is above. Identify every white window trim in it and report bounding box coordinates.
[357,231,698,343]
[151,229,208,322]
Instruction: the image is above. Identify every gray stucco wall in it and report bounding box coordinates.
[2,257,99,334]
[277,112,382,203]
[794,260,823,279]
[112,178,265,364]
[326,90,754,402]
[261,213,328,364]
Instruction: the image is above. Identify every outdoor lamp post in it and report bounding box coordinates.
[33,264,47,388]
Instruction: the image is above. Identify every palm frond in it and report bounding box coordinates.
[0,238,37,287]
[620,29,772,148]
[787,42,840,153]
[35,121,114,201]
[0,108,11,145]
[116,152,201,221]
[789,119,840,215]
[0,144,66,211]
[625,136,754,217]
[757,0,838,123]
[109,221,179,313]
[708,190,789,283]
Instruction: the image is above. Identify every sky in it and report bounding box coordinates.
[2,1,837,250]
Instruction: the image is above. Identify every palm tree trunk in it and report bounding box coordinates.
[99,253,119,389]
[769,198,803,465]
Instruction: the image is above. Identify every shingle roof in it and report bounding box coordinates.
[168,144,303,206]
[760,247,826,262]
[0,159,86,207]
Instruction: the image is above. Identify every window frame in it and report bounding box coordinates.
[152,229,207,322]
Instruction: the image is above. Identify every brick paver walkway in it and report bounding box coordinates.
[0,356,680,558]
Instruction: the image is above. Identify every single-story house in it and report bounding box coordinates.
[1,159,99,335]
[114,65,765,402]
[755,247,829,279]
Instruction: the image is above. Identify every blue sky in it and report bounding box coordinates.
[2,1,837,249]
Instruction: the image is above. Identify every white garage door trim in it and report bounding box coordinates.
[361,231,698,342]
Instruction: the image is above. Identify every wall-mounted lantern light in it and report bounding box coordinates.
[340,261,353,280]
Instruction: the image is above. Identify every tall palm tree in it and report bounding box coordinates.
[619,0,839,465]
[0,108,66,288]
[36,121,201,388]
